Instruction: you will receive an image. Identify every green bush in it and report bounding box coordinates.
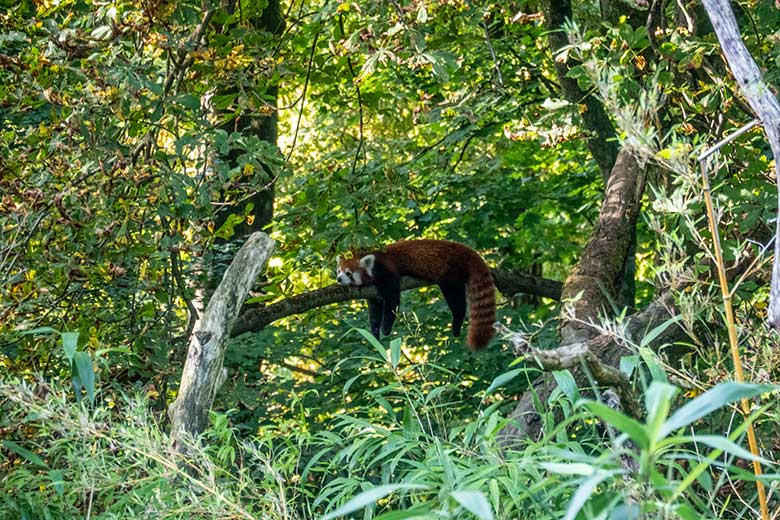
[1,331,776,520]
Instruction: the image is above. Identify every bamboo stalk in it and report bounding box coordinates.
[698,140,768,520]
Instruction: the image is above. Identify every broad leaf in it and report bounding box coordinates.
[581,400,650,450]
[451,490,493,520]
[661,383,774,437]
[320,484,428,520]
[485,368,523,394]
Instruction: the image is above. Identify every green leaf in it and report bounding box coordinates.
[390,338,401,369]
[638,347,667,382]
[73,351,96,405]
[564,471,614,520]
[353,328,388,362]
[660,383,774,437]
[320,484,428,520]
[580,400,650,450]
[1,441,48,469]
[485,368,523,394]
[20,326,59,336]
[541,462,595,476]
[61,332,79,362]
[672,435,773,465]
[552,370,579,402]
[451,490,493,520]
[416,3,428,23]
[49,469,65,495]
[373,504,433,520]
[645,381,677,442]
[639,315,681,348]
[673,503,701,520]
[619,355,639,378]
[177,94,201,111]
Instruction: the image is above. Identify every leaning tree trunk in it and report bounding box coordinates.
[559,148,646,343]
[700,0,780,331]
[543,0,619,183]
[501,147,647,443]
[169,233,274,451]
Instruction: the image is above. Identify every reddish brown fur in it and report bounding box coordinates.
[339,240,496,350]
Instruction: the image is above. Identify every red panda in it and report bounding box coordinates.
[336,239,496,350]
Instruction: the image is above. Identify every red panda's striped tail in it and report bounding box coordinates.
[466,264,496,350]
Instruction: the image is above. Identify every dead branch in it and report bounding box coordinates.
[169,233,274,452]
[497,291,682,448]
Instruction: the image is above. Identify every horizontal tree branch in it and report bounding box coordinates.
[230,269,563,337]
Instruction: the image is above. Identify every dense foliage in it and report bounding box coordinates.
[2,0,780,518]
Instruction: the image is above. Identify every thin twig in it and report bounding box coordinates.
[286,27,320,161]
[339,13,365,175]
[481,20,503,87]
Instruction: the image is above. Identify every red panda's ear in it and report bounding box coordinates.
[359,254,375,276]
[336,255,341,265]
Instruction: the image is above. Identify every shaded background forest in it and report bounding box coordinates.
[2,0,780,518]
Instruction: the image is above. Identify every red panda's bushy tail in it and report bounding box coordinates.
[466,262,496,350]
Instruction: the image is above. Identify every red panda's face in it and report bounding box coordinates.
[336,254,375,286]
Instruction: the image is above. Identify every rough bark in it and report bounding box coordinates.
[544,0,620,182]
[701,0,780,331]
[497,324,642,420]
[231,269,563,337]
[559,148,646,343]
[169,233,274,451]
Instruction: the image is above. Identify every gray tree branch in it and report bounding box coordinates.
[701,0,780,332]
[169,233,274,451]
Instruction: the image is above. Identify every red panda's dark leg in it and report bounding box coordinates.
[440,284,467,337]
[367,298,383,338]
[377,277,401,336]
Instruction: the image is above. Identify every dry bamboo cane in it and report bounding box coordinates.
[698,122,768,520]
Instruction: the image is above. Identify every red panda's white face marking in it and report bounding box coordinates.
[336,254,375,286]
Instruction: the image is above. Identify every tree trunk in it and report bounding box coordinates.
[207,0,285,293]
[559,148,646,343]
[700,0,780,331]
[501,147,647,443]
[169,233,274,451]
[543,0,619,182]
[218,0,285,235]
